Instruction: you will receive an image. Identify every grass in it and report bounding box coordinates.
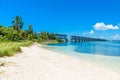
[0,40,33,57]
[0,39,62,57]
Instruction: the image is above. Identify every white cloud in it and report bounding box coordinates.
[113,34,120,39]
[93,22,119,30]
[82,30,94,36]
[89,30,94,34]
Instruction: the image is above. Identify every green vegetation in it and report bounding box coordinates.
[12,16,24,32]
[39,40,60,44]
[56,38,64,43]
[0,16,63,57]
[0,41,33,57]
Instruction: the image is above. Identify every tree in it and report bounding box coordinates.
[19,31,26,40]
[39,32,48,40]
[48,33,56,40]
[2,27,18,41]
[0,25,4,36]
[33,32,38,39]
[28,34,33,40]
[12,16,24,32]
[28,24,33,34]
[0,25,3,28]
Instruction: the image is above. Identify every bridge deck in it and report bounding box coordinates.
[71,36,106,42]
[54,34,106,42]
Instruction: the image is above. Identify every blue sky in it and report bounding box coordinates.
[0,0,120,40]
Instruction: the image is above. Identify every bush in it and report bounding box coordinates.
[0,36,8,42]
[56,39,64,43]
[37,37,43,42]
[28,34,33,40]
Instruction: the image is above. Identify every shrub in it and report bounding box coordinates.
[38,37,43,42]
[56,38,64,43]
[28,34,33,40]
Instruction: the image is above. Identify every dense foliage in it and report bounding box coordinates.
[0,16,64,57]
[0,16,60,42]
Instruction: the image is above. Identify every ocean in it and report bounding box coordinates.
[42,41,120,73]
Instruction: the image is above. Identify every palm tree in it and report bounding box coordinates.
[12,16,24,32]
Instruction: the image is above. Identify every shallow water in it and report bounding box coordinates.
[42,41,120,73]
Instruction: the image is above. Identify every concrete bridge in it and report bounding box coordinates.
[70,36,106,42]
[55,34,106,42]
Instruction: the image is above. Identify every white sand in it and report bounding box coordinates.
[0,43,120,80]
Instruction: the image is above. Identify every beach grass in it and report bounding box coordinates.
[0,40,33,57]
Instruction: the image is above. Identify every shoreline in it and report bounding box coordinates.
[0,43,120,80]
[43,44,120,74]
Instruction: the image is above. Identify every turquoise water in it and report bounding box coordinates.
[43,41,120,73]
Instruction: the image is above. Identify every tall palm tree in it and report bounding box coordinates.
[12,16,24,32]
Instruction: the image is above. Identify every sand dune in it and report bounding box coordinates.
[0,43,120,80]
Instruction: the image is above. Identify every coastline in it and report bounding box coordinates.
[43,44,120,74]
[0,43,120,80]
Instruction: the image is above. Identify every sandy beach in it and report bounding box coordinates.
[0,43,120,80]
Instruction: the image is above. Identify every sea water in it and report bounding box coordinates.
[42,41,120,73]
